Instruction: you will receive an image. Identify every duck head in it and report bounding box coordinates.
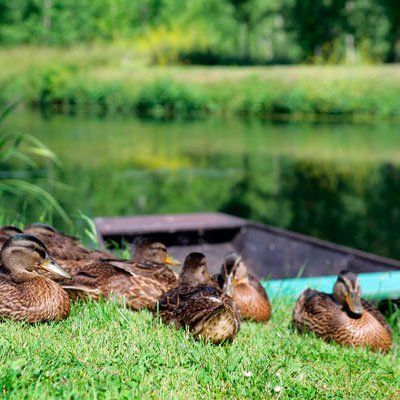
[179,252,213,287]
[134,240,180,266]
[0,225,23,236]
[333,269,363,316]
[1,234,71,283]
[221,251,248,294]
[24,223,58,236]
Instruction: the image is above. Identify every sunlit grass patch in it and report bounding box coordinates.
[0,298,398,399]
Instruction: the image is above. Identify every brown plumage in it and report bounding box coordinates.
[158,252,241,344]
[0,234,71,322]
[58,241,180,311]
[293,269,392,352]
[0,225,23,251]
[216,252,271,323]
[24,223,112,261]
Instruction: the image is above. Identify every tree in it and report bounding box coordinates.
[379,0,400,62]
[289,0,347,60]
[227,0,278,59]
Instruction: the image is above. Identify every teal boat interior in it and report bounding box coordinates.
[264,270,400,301]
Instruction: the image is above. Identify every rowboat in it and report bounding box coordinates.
[94,212,400,300]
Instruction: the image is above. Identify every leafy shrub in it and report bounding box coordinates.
[3,63,400,120]
[135,79,206,117]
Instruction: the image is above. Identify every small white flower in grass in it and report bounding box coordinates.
[274,386,282,393]
[243,371,252,377]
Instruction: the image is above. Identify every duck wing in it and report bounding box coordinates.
[24,228,112,261]
[61,284,102,300]
[361,299,391,334]
[104,259,178,289]
[248,274,270,301]
[293,289,339,336]
[159,285,227,327]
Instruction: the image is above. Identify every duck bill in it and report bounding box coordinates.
[164,254,181,267]
[346,292,363,315]
[41,258,71,279]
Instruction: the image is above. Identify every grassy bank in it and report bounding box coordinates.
[1,47,400,120]
[0,299,399,399]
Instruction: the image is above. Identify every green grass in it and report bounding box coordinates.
[0,299,399,399]
[1,46,400,120]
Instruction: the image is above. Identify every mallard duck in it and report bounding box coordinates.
[292,269,392,352]
[58,240,180,311]
[24,223,112,261]
[0,234,71,322]
[0,225,22,236]
[103,239,180,278]
[0,225,23,251]
[216,251,271,323]
[158,252,241,344]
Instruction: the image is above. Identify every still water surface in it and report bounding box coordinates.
[4,111,400,259]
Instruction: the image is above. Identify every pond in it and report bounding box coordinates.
[3,110,400,260]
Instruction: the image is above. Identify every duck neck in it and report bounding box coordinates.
[222,273,234,295]
[9,267,38,283]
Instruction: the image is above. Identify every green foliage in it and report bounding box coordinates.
[136,79,206,118]
[0,0,399,63]
[378,0,400,61]
[3,61,400,120]
[288,0,347,62]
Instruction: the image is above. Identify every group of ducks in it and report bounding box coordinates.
[0,224,393,351]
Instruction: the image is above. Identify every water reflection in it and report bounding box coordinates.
[3,111,400,260]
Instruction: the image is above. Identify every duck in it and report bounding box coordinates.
[57,240,180,311]
[158,252,241,344]
[215,251,271,323]
[0,234,71,322]
[103,239,180,278]
[292,269,392,352]
[24,223,112,261]
[0,225,22,236]
[0,225,23,251]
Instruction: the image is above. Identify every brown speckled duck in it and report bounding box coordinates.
[293,269,392,352]
[216,252,271,323]
[103,239,180,279]
[24,223,112,261]
[0,234,71,322]
[0,225,23,251]
[58,240,180,311]
[158,252,241,344]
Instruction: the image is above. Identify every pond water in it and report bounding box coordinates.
[3,110,400,260]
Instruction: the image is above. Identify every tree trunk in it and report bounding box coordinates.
[43,0,52,38]
[386,29,400,63]
[242,21,252,60]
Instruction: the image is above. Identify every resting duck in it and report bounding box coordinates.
[0,234,71,322]
[24,223,112,261]
[216,251,271,323]
[292,269,392,352]
[104,239,180,277]
[58,240,180,311]
[158,252,241,344]
[0,225,23,251]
